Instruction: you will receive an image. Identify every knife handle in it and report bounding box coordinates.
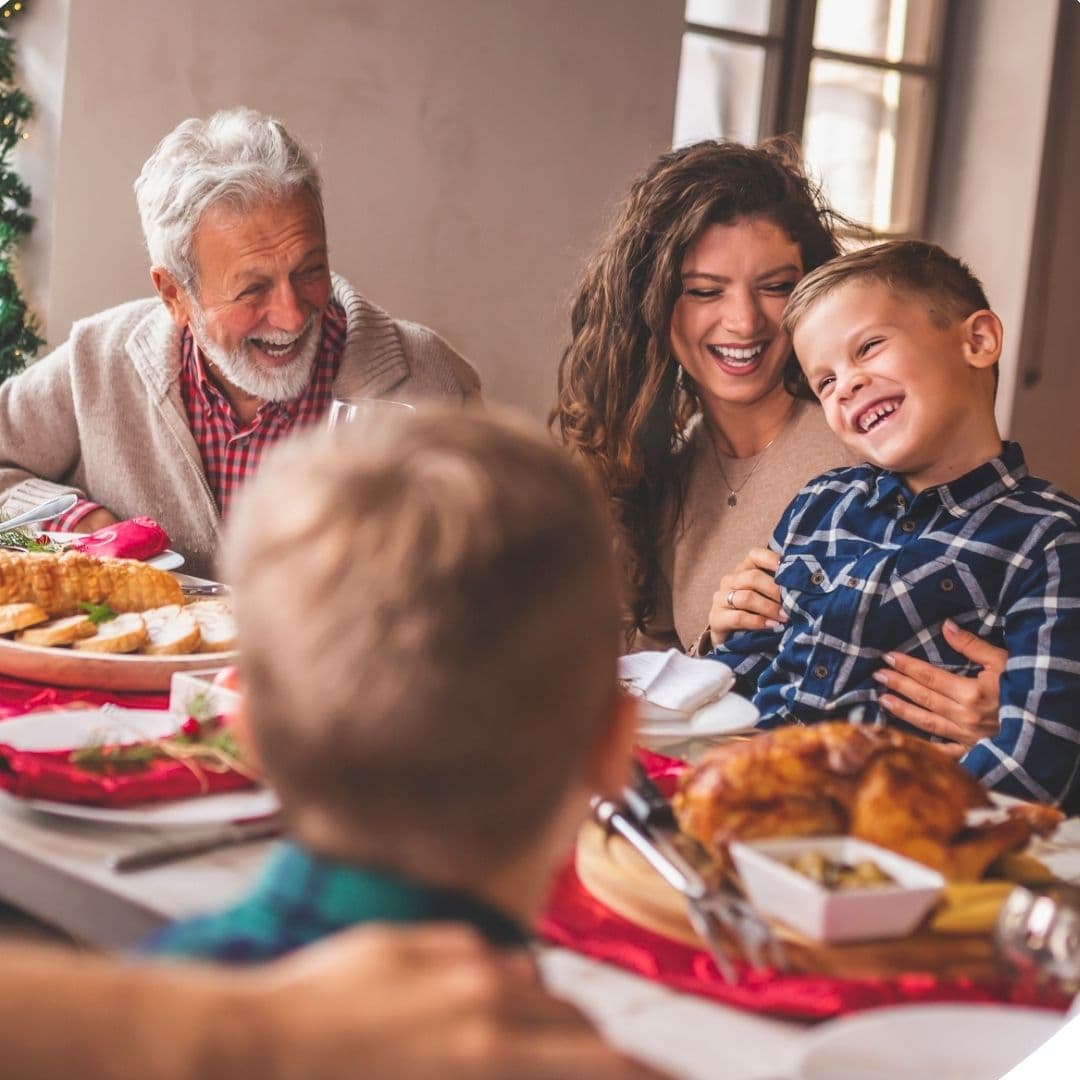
[109,820,280,873]
[626,758,677,828]
[591,796,707,900]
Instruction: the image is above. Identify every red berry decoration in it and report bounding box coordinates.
[181,716,202,738]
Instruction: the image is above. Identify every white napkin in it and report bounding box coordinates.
[617,649,735,713]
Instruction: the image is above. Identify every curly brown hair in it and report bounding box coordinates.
[553,138,850,641]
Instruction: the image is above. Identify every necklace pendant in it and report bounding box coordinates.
[727,492,738,509]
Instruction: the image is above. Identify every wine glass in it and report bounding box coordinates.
[326,397,416,431]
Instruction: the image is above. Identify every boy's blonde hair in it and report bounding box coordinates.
[223,406,621,874]
[782,239,991,336]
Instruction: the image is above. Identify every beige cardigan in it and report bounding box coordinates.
[0,275,480,577]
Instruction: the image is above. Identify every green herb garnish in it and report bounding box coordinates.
[0,527,63,553]
[78,601,117,625]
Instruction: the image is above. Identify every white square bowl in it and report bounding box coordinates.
[168,668,242,720]
[729,836,945,944]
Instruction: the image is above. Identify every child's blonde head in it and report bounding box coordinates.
[783,240,990,334]
[223,406,621,874]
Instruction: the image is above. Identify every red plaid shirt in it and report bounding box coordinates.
[55,300,346,529]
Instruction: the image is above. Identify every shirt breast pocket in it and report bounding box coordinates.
[885,557,984,624]
[775,552,862,617]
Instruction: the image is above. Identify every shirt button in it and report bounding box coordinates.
[846,577,858,587]
[940,579,956,592]
[901,520,916,533]
[811,570,826,585]
[813,664,829,679]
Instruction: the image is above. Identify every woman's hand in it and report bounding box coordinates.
[873,619,1007,758]
[705,547,787,650]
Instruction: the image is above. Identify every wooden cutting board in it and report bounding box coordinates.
[575,821,1004,980]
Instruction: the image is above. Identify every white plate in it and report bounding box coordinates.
[797,1004,1063,1079]
[0,707,278,827]
[0,635,238,692]
[45,532,185,572]
[637,692,759,738]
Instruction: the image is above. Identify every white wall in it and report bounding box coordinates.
[927,0,1059,436]
[1007,0,1080,497]
[18,0,684,417]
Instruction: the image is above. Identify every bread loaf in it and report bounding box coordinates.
[0,550,182,616]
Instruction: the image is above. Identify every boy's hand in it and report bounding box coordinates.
[706,547,786,649]
[873,619,1006,755]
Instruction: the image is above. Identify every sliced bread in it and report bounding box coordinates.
[73,612,149,654]
[185,600,238,653]
[0,602,49,635]
[16,613,97,647]
[141,605,201,655]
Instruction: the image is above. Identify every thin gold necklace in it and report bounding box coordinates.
[708,428,781,509]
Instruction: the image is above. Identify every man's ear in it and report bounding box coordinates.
[151,267,193,329]
[583,688,639,798]
[962,309,1003,371]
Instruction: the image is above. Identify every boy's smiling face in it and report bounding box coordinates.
[794,280,1002,493]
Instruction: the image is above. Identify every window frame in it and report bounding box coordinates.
[682,0,954,237]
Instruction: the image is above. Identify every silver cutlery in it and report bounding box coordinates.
[109,815,282,872]
[0,493,79,532]
[591,771,784,983]
[179,582,231,597]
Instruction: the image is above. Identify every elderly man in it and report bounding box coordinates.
[0,108,479,576]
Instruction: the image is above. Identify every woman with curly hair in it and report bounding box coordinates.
[554,139,1005,748]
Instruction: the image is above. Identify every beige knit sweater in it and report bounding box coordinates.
[0,275,480,578]
[638,398,857,651]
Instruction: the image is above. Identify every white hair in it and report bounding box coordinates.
[134,107,323,289]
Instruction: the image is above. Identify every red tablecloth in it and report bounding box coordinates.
[0,673,167,722]
[537,750,1070,1021]
[0,673,257,806]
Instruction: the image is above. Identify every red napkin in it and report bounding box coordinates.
[0,744,255,808]
[68,517,170,561]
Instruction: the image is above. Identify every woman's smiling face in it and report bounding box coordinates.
[669,217,804,423]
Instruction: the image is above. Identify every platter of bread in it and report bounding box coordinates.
[579,723,1068,981]
[0,550,237,691]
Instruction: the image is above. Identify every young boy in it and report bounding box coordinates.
[147,407,636,960]
[708,241,1080,812]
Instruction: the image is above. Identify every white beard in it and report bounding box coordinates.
[189,304,323,403]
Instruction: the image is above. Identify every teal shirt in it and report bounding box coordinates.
[144,841,530,963]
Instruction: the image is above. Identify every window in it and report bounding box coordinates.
[673,0,949,236]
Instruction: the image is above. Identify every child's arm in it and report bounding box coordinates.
[960,528,1080,809]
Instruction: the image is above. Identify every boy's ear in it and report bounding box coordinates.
[151,267,193,329]
[962,309,1003,371]
[583,688,639,797]
[227,691,264,775]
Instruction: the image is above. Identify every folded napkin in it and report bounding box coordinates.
[0,744,255,808]
[68,516,170,561]
[618,649,735,713]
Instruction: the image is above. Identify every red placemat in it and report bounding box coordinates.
[536,749,1070,1021]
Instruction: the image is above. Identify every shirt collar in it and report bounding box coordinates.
[182,331,296,427]
[254,841,531,947]
[863,442,1026,517]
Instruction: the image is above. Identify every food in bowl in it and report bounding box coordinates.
[788,849,897,891]
[730,835,945,943]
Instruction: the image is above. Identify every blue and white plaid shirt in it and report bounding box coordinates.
[709,442,1080,812]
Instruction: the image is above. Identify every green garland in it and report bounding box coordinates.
[0,0,43,381]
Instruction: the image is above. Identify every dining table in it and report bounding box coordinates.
[0,674,1075,1080]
